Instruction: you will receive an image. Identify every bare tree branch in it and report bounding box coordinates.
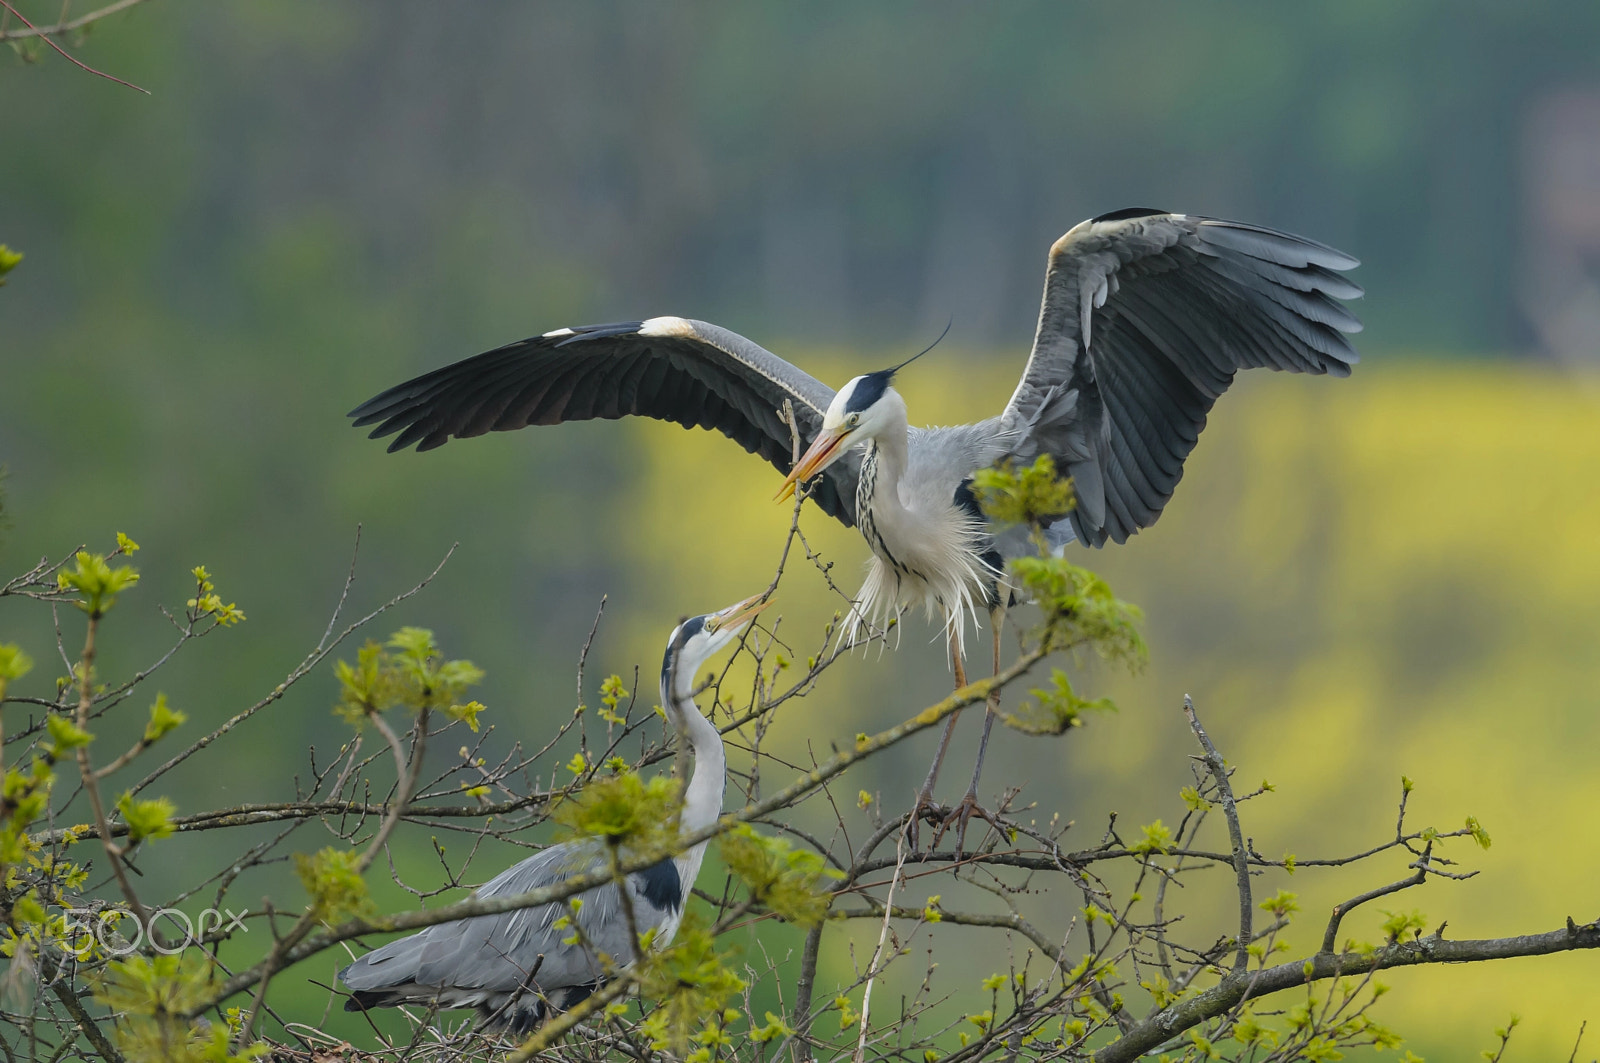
[1095,919,1600,1063]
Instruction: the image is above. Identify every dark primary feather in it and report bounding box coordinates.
[1002,212,1362,547]
[349,319,861,526]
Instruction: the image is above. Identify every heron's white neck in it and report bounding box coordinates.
[849,390,993,658]
[664,670,726,837]
[859,390,911,514]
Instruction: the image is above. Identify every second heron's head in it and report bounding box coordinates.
[660,593,771,703]
[776,368,907,502]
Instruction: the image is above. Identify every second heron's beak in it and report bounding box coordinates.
[775,426,850,503]
[716,593,773,634]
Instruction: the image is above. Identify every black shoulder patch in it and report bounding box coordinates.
[952,477,984,522]
[844,368,895,413]
[553,321,647,348]
[1090,207,1168,224]
[633,858,683,911]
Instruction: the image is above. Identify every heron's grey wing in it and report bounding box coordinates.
[340,841,607,1003]
[341,840,678,1005]
[1000,210,1362,547]
[349,317,860,526]
[410,840,633,996]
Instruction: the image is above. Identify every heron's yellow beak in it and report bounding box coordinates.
[775,426,850,503]
[715,593,773,634]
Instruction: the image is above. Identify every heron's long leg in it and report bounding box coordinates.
[966,603,1006,793]
[941,603,1008,853]
[906,621,968,850]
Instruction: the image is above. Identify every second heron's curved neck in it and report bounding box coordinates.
[664,671,726,837]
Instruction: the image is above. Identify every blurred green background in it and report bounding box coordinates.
[4,2,1600,1057]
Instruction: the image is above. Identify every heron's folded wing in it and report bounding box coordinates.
[350,317,860,526]
[1000,210,1361,546]
[405,841,616,995]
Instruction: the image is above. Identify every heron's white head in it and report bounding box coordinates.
[776,369,906,502]
[660,593,771,702]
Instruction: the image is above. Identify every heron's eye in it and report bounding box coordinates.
[704,618,719,633]
[847,413,861,428]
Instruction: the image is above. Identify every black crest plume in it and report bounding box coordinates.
[843,320,953,413]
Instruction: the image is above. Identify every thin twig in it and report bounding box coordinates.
[0,0,148,91]
[72,613,149,927]
[0,0,146,39]
[1182,695,1249,972]
[1321,848,1430,954]
[854,831,908,1063]
[127,544,455,797]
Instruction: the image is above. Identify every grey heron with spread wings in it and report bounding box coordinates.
[338,593,768,1033]
[350,209,1362,843]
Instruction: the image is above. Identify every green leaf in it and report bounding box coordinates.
[1006,554,1145,664]
[0,244,21,286]
[1140,972,1188,1009]
[1465,815,1492,850]
[1003,667,1117,735]
[1131,819,1174,855]
[971,454,1075,528]
[1258,889,1300,918]
[56,551,140,617]
[637,912,746,1051]
[553,770,680,850]
[293,846,373,924]
[332,628,484,724]
[0,642,34,689]
[333,641,386,723]
[94,953,270,1062]
[445,699,486,732]
[184,565,245,624]
[45,713,94,757]
[718,825,840,927]
[749,1012,795,1043]
[142,694,187,743]
[116,792,176,844]
[1378,908,1427,942]
[600,674,629,711]
[11,891,46,926]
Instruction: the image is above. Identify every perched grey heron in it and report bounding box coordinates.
[350,209,1361,841]
[338,593,769,1034]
